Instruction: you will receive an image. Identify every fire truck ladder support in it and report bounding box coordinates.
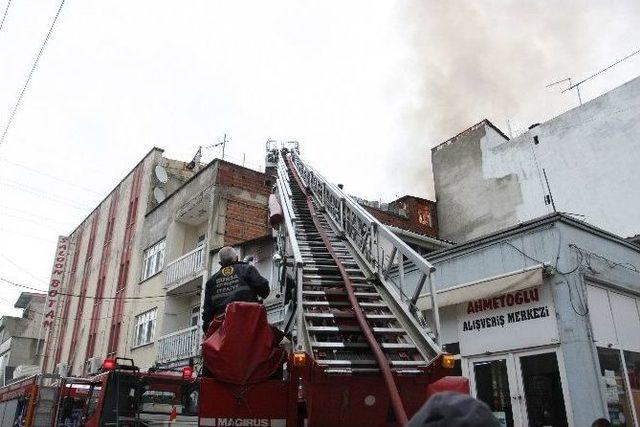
[274,149,443,425]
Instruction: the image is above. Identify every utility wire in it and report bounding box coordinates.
[0,277,200,300]
[0,0,12,34]
[564,47,640,91]
[0,179,89,210]
[0,0,67,146]
[0,158,102,195]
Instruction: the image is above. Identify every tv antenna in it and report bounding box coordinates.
[549,47,640,106]
[546,77,582,105]
[204,133,228,160]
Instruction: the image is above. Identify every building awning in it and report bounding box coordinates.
[416,264,547,310]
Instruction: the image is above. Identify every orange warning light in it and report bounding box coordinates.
[293,352,307,367]
[442,354,456,369]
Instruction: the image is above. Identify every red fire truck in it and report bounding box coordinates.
[197,147,469,426]
[0,358,198,426]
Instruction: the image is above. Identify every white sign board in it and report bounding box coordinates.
[457,285,559,356]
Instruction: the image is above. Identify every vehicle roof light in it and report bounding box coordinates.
[182,366,193,379]
[102,359,116,371]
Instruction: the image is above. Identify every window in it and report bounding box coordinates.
[597,347,634,425]
[190,306,200,327]
[142,239,166,280]
[134,308,157,347]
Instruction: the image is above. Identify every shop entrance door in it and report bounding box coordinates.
[466,349,570,427]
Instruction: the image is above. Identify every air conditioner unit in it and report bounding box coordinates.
[85,356,102,375]
[55,362,69,377]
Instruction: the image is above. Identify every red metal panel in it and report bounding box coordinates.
[107,165,144,356]
[54,229,84,366]
[67,212,101,374]
[86,189,119,358]
[199,378,296,427]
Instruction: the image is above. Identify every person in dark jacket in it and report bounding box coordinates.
[408,392,501,427]
[202,246,270,333]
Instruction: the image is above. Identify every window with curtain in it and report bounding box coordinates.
[134,308,157,347]
[141,239,166,281]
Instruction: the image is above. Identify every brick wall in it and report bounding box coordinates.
[224,198,269,245]
[216,161,271,195]
[216,161,271,245]
[364,196,438,237]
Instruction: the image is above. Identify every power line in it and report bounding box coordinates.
[0,179,89,210]
[0,204,71,227]
[563,47,640,94]
[0,277,200,300]
[0,254,48,284]
[0,0,67,146]
[0,0,12,34]
[0,158,102,195]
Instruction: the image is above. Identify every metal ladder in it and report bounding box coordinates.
[273,146,443,375]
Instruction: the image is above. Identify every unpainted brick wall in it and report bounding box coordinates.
[364,196,438,237]
[224,198,269,245]
[216,161,271,245]
[216,162,272,195]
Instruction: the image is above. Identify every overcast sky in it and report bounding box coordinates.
[0,1,639,316]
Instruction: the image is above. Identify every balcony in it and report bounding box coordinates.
[164,244,206,294]
[156,326,199,365]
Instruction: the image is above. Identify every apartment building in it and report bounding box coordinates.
[127,159,272,371]
[42,148,208,375]
[0,293,45,385]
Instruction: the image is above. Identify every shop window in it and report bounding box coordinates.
[623,351,640,425]
[519,352,568,427]
[598,347,634,425]
[473,359,514,427]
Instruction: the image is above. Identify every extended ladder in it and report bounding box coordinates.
[273,146,443,375]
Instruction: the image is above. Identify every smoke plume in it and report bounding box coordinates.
[389,1,640,198]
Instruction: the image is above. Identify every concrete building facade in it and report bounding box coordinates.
[0,293,45,385]
[128,159,272,371]
[404,214,640,426]
[432,75,640,244]
[42,148,205,376]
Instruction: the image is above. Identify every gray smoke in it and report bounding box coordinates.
[388,0,640,198]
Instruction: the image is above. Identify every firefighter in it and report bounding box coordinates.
[202,246,270,334]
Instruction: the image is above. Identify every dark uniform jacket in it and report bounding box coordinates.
[202,261,270,333]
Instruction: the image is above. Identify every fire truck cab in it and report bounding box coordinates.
[57,358,199,426]
[0,358,198,426]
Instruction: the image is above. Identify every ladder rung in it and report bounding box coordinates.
[304,313,395,320]
[318,359,425,367]
[311,342,417,349]
[307,326,405,334]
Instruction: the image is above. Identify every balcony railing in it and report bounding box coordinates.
[164,244,206,289]
[156,325,199,364]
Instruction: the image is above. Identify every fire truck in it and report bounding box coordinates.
[0,358,198,426]
[198,145,468,427]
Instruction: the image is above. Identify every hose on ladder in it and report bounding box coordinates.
[286,155,409,426]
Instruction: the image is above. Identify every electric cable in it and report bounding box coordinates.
[0,276,201,300]
[0,0,67,146]
[0,0,12,34]
[0,158,102,195]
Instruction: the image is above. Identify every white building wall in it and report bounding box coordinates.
[433,75,640,243]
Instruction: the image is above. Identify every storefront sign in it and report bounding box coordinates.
[457,285,559,356]
[42,236,69,328]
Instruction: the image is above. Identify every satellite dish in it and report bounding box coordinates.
[153,187,166,203]
[154,165,168,183]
